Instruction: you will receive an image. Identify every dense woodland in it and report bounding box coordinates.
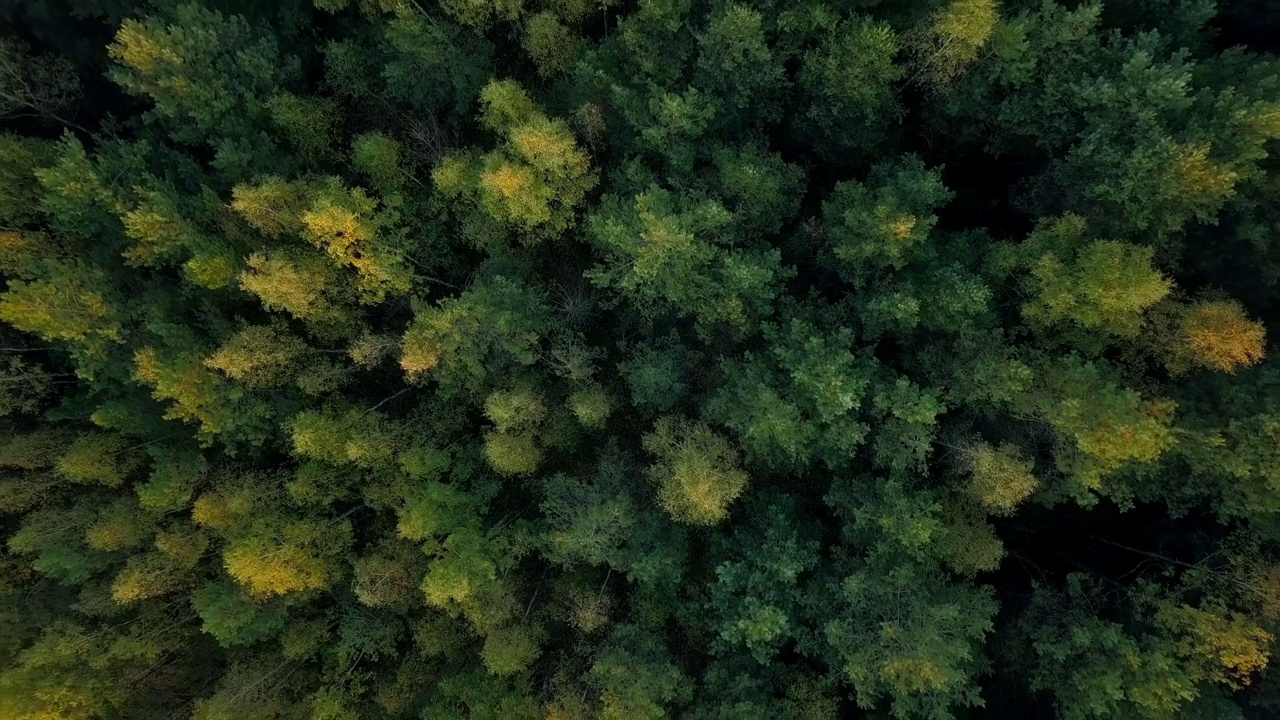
[1,0,1279,717]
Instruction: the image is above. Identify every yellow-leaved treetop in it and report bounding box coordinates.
[204,322,309,389]
[1167,299,1267,374]
[912,0,999,88]
[961,441,1039,515]
[232,176,410,303]
[643,417,749,525]
[435,80,595,246]
[192,477,351,600]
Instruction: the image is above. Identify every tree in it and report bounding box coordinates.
[191,579,286,647]
[0,38,82,129]
[0,134,57,228]
[587,186,791,331]
[540,451,636,567]
[1160,299,1267,374]
[824,556,997,719]
[1017,574,1273,719]
[796,16,903,154]
[959,441,1039,515]
[705,500,819,664]
[133,344,275,446]
[239,248,350,328]
[643,416,749,525]
[400,274,552,392]
[435,80,596,246]
[523,12,578,78]
[232,175,412,302]
[0,619,185,720]
[1000,215,1172,338]
[590,625,692,720]
[693,4,784,124]
[108,3,299,144]
[1024,355,1177,503]
[909,0,1000,89]
[0,261,122,350]
[823,156,953,278]
[708,317,873,471]
[205,322,309,389]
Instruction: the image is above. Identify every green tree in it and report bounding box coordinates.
[587,186,791,331]
[108,3,299,144]
[400,274,552,392]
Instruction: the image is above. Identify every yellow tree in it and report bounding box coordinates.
[910,0,1000,89]
[643,417,749,525]
[1160,299,1267,374]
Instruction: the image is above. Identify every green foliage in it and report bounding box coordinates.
[567,385,611,429]
[400,274,552,391]
[523,11,578,78]
[108,3,298,144]
[708,317,872,470]
[268,92,342,164]
[192,579,286,647]
[2,2,1279,717]
[797,15,903,152]
[706,501,819,663]
[825,557,997,719]
[1001,215,1173,337]
[351,132,408,192]
[587,186,791,330]
[824,156,953,276]
[1024,355,1177,503]
[618,340,688,412]
[134,345,275,446]
[590,625,692,719]
[0,135,56,227]
[694,4,784,121]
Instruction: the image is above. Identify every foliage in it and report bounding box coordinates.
[1,1,1278,718]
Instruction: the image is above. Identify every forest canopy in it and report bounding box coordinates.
[1,0,1280,718]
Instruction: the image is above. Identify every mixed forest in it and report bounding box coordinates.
[2,0,1280,717]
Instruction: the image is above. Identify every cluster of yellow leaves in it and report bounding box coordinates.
[437,81,596,244]
[239,251,336,321]
[193,478,348,599]
[1178,299,1266,373]
[232,177,410,306]
[912,0,999,88]
[108,20,181,75]
[1173,144,1239,203]
[644,417,749,525]
[55,433,141,488]
[0,267,121,344]
[1158,603,1273,689]
[230,178,306,238]
[223,535,330,599]
[878,655,951,695]
[204,322,308,388]
[111,553,185,604]
[133,347,233,436]
[85,503,150,552]
[962,441,1038,515]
